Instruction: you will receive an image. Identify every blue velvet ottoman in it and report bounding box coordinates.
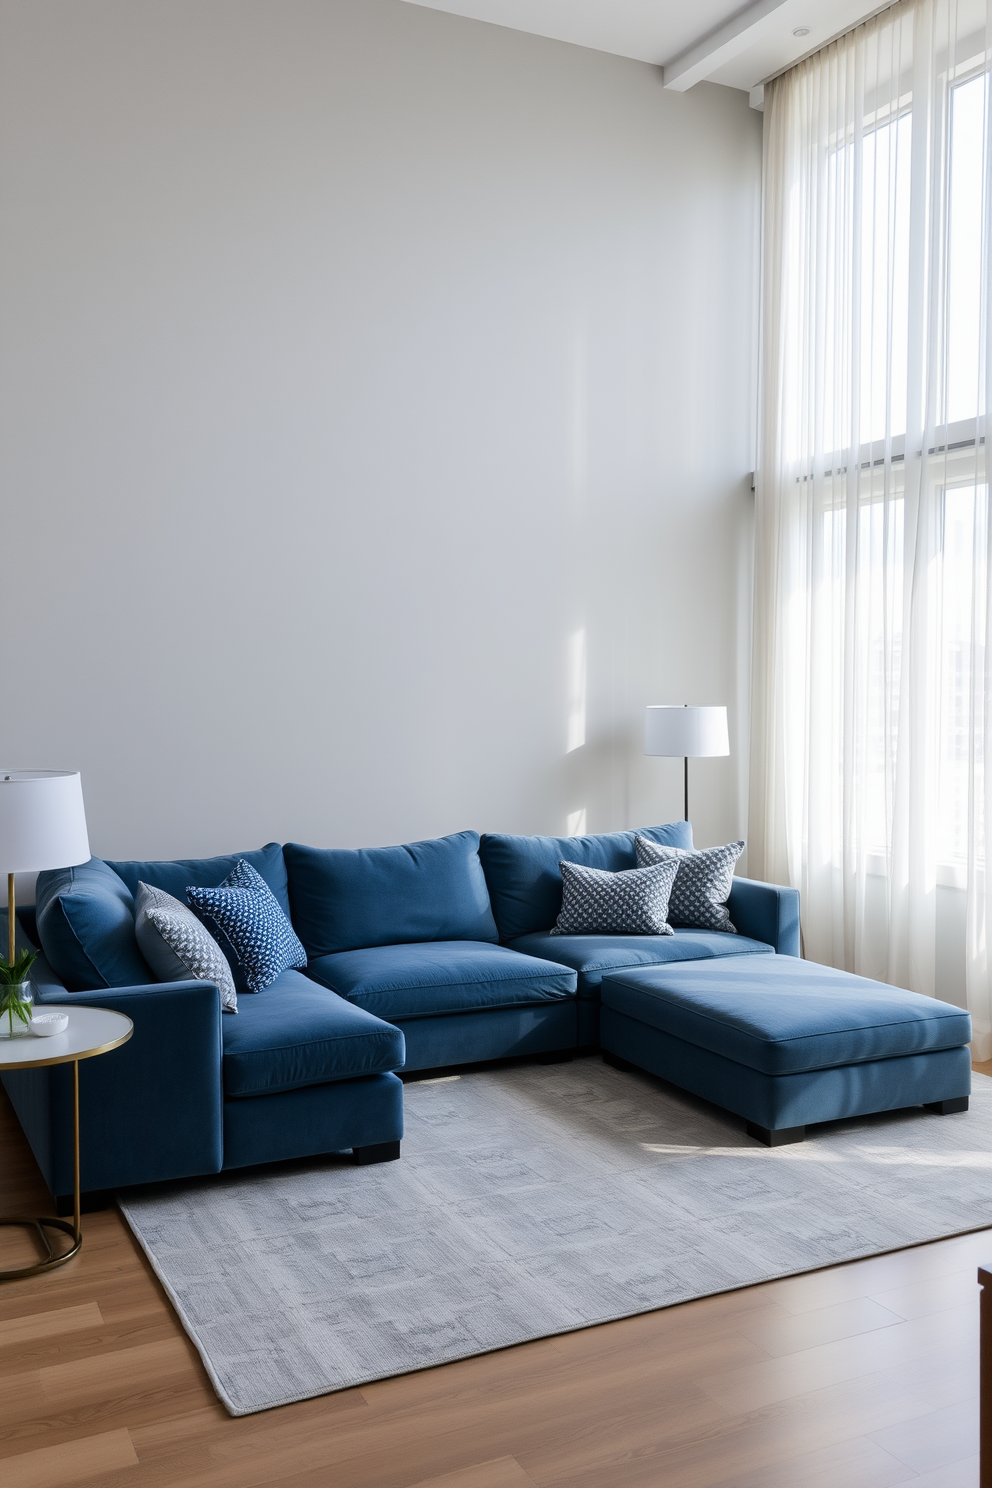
[599,955,973,1145]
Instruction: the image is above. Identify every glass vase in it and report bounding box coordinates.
[0,982,33,1038]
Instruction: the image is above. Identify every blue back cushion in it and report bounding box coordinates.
[284,831,499,956]
[36,843,290,992]
[35,858,152,991]
[106,843,290,919]
[479,822,695,941]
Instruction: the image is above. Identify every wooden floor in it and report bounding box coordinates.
[0,1077,989,1488]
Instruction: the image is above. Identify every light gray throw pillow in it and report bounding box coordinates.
[634,836,744,934]
[551,858,678,936]
[134,880,238,1012]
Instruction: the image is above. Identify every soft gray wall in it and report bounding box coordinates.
[0,0,761,862]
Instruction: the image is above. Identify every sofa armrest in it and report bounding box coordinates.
[2,956,224,1197]
[728,877,801,957]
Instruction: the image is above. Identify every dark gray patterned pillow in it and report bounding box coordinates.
[550,858,678,936]
[634,836,744,933]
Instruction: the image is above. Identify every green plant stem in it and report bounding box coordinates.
[0,987,31,1036]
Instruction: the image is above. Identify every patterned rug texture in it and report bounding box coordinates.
[118,1058,992,1415]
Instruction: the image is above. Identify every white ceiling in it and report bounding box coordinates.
[401,0,886,95]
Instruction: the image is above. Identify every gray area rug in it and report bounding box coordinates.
[119,1058,992,1415]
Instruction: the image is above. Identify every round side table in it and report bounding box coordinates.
[0,1006,132,1281]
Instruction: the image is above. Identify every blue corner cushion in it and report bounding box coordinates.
[600,956,972,1075]
[306,941,577,1020]
[107,842,291,918]
[35,858,151,991]
[284,831,499,957]
[221,969,406,1098]
[479,821,694,942]
[510,929,774,997]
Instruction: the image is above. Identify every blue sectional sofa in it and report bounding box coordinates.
[0,820,967,1205]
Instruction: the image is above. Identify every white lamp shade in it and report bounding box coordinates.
[0,771,91,875]
[644,706,730,759]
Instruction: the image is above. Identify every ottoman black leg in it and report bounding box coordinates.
[746,1122,805,1147]
[924,1097,969,1115]
[354,1141,401,1165]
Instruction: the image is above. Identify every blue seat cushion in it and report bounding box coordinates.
[479,822,693,942]
[305,941,577,1020]
[35,858,152,991]
[285,832,499,957]
[221,969,405,1097]
[510,929,774,998]
[600,956,973,1075]
[107,842,291,918]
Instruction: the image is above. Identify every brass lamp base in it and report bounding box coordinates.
[0,1216,81,1279]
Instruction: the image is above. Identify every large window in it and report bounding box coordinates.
[800,62,989,872]
[752,0,992,1046]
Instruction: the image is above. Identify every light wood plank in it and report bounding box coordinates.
[869,1268,979,1320]
[0,1428,138,1487]
[407,1458,538,1488]
[133,1373,730,1488]
[39,1337,194,1408]
[735,1295,905,1356]
[895,1457,979,1487]
[697,1303,977,1415]
[698,1433,913,1488]
[517,1345,975,1487]
[868,1397,980,1474]
[0,1303,103,1348]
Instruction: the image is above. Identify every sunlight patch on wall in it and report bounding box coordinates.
[566,628,586,753]
[567,808,587,835]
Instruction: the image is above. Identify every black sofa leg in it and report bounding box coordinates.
[55,1189,113,1218]
[924,1097,969,1115]
[746,1122,805,1147]
[537,1049,574,1065]
[354,1141,401,1166]
[602,1050,635,1072]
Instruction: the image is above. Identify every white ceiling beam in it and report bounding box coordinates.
[662,0,794,90]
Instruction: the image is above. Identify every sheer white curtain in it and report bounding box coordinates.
[750,0,992,1051]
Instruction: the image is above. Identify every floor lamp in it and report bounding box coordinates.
[644,706,730,823]
[0,771,91,966]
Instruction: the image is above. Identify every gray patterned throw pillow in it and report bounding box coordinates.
[550,858,678,936]
[134,881,239,1012]
[634,836,744,933]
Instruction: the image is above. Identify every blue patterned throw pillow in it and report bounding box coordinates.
[634,836,744,933]
[187,860,307,993]
[551,858,679,936]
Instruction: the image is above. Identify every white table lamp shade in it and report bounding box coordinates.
[0,771,91,875]
[644,706,730,759]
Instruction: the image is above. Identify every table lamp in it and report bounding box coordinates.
[0,771,90,964]
[644,706,730,822]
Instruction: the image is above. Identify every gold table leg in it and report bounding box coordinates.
[0,1057,82,1281]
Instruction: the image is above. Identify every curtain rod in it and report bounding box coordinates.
[758,0,906,87]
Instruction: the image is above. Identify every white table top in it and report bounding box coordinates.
[0,1006,133,1070]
